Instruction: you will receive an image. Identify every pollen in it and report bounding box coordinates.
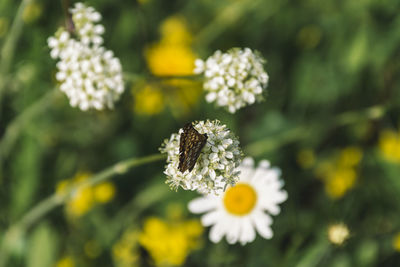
[223,183,257,216]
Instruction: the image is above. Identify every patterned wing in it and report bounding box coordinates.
[179,123,191,160]
[178,123,208,173]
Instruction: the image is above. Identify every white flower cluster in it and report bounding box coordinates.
[194,48,269,113]
[48,3,124,111]
[160,120,243,195]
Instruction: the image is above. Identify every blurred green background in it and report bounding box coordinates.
[1,0,400,266]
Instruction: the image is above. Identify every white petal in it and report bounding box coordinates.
[225,151,233,159]
[257,186,287,215]
[258,160,270,168]
[209,169,216,180]
[47,37,58,48]
[225,217,240,244]
[252,212,273,239]
[239,217,256,245]
[188,197,219,214]
[209,221,226,243]
[237,165,254,183]
[201,210,221,226]
[205,92,217,102]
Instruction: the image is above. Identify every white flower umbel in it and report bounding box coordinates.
[188,157,287,245]
[160,120,243,195]
[194,48,268,113]
[47,3,124,111]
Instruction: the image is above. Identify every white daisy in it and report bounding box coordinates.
[188,157,287,245]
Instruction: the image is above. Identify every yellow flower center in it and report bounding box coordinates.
[223,183,257,216]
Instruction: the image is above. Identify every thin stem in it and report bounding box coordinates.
[0,0,32,97]
[110,182,170,237]
[0,153,166,267]
[194,0,284,48]
[123,72,202,83]
[245,105,387,157]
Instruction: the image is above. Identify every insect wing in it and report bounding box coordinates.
[178,124,207,173]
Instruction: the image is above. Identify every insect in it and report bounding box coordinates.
[178,123,208,173]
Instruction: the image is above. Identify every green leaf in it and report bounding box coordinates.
[26,222,59,267]
[355,239,378,266]
[10,134,42,220]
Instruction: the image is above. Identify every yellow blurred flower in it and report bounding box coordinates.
[337,146,363,167]
[139,216,203,267]
[132,79,202,116]
[393,232,400,252]
[296,149,316,169]
[23,2,42,23]
[133,83,165,115]
[146,44,196,76]
[328,223,350,246]
[68,184,95,217]
[145,15,196,76]
[56,180,72,196]
[112,228,140,267]
[315,147,362,199]
[379,129,400,164]
[56,172,116,217]
[164,79,202,114]
[56,256,75,267]
[94,182,116,203]
[133,16,202,117]
[159,16,193,46]
[324,168,356,199]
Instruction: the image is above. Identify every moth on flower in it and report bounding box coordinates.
[178,123,208,173]
[160,120,243,195]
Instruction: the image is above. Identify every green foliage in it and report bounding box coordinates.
[1,0,400,266]
[26,222,58,267]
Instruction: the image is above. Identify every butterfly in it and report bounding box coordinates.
[178,123,208,173]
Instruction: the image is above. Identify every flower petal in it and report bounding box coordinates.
[209,221,227,243]
[225,217,241,244]
[201,210,221,226]
[239,217,256,245]
[252,211,273,239]
[188,197,219,214]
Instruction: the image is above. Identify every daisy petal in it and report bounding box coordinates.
[253,212,273,239]
[201,210,221,226]
[237,158,254,183]
[239,217,256,245]
[225,217,241,244]
[188,197,218,214]
[209,221,226,243]
[260,200,281,215]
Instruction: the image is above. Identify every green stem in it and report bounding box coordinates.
[123,72,202,83]
[0,90,61,180]
[194,0,284,48]
[245,105,387,157]
[0,0,32,97]
[0,153,166,267]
